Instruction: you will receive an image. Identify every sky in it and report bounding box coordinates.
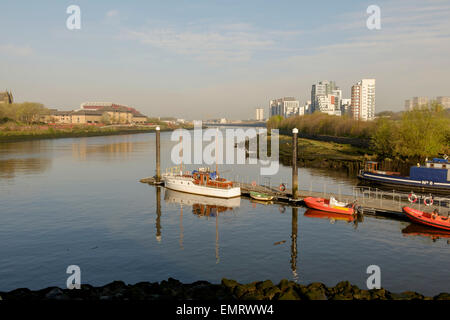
[1,0,449,119]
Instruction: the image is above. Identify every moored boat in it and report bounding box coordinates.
[402,206,450,231]
[358,157,450,194]
[303,196,355,215]
[163,167,241,199]
[249,191,274,201]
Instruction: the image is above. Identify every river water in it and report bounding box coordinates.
[0,131,448,295]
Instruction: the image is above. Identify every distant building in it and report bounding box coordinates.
[255,108,264,121]
[303,100,311,114]
[270,97,299,118]
[219,118,227,124]
[310,81,342,115]
[351,79,376,121]
[0,90,13,104]
[341,98,351,115]
[80,102,147,124]
[42,102,147,125]
[404,97,429,111]
[436,96,450,109]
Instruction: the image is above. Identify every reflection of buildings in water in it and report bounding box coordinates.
[71,137,150,161]
[164,189,240,263]
[0,157,52,179]
[0,141,52,179]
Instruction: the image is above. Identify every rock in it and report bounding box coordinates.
[221,278,239,291]
[263,286,281,300]
[256,280,273,291]
[390,291,424,300]
[353,290,371,300]
[277,279,290,291]
[45,288,68,300]
[303,283,327,300]
[334,281,352,294]
[434,293,450,300]
[234,285,248,299]
[370,288,387,300]
[241,292,265,300]
[278,288,300,300]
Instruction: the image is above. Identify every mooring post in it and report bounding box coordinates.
[156,126,161,182]
[292,128,298,199]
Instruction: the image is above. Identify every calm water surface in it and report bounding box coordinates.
[0,132,449,295]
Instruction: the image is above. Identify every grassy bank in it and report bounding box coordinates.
[269,105,450,162]
[0,123,192,143]
[275,134,373,173]
[1,278,447,300]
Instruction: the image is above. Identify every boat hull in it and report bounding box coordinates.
[164,177,241,199]
[303,197,354,215]
[402,207,450,231]
[358,171,450,195]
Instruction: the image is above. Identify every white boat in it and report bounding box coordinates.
[162,167,241,199]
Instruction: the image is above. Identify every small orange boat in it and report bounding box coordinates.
[303,196,355,215]
[304,209,354,222]
[402,207,450,231]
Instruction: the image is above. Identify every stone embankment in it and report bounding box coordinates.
[1,278,449,300]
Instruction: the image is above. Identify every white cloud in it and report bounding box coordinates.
[122,24,279,63]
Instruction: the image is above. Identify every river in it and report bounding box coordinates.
[0,131,448,295]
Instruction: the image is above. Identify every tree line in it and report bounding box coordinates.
[0,102,49,124]
[267,103,450,160]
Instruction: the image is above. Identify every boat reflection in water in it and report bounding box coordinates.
[304,209,364,229]
[402,223,450,244]
[163,189,240,263]
[304,209,355,222]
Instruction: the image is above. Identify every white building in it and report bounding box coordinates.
[255,108,264,121]
[311,80,342,115]
[404,97,429,111]
[351,79,376,121]
[436,96,450,109]
[270,97,300,118]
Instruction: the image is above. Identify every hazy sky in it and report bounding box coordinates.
[1,0,449,119]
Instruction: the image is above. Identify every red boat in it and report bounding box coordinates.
[303,197,355,215]
[402,207,450,231]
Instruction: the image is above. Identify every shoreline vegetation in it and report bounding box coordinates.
[0,123,193,143]
[1,278,448,300]
[0,101,194,143]
[269,104,450,165]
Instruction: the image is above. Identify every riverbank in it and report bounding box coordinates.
[1,278,448,300]
[277,134,374,174]
[0,124,192,143]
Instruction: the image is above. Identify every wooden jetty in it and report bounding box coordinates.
[141,126,450,222]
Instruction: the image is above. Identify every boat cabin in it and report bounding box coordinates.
[192,168,233,189]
